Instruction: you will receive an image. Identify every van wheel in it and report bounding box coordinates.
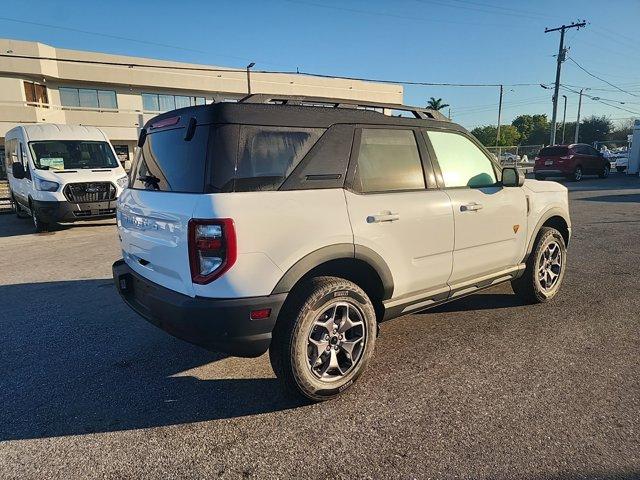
[568,165,583,182]
[616,166,626,173]
[599,164,610,179]
[30,202,49,232]
[512,227,567,304]
[13,196,29,219]
[270,276,377,401]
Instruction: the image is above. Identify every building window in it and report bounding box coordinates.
[59,87,118,110]
[24,81,48,107]
[141,93,206,112]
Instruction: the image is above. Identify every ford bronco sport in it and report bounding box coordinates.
[113,95,571,401]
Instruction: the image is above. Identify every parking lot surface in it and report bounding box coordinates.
[1,175,639,479]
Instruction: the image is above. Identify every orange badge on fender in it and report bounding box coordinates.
[513,224,520,234]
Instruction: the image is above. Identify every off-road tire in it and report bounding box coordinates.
[270,276,377,402]
[512,227,567,304]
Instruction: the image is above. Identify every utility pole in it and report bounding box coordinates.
[561,94,567,143]
[574,88,587,143]
[496,84,503,156]
[545,21,587,145]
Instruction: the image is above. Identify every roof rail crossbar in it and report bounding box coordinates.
[237,94,448,121]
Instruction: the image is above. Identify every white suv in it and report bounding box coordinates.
[113,96,571,401]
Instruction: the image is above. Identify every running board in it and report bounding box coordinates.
[382,264,526,321]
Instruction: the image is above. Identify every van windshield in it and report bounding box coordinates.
[29,141,119,170]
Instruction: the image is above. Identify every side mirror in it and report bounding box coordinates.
[502,167,524,187]
[12,162,25,180]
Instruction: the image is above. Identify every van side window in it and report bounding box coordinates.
[353,129,425,193]
[426,131,497,188]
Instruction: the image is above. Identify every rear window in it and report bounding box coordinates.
[131,124,324,193]
[230,126,324,192]
[131,126,209,193]
[539,146,568,157]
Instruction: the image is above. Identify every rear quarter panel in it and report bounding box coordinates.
[192,189,353,298]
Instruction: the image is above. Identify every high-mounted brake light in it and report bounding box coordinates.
[188,219,237,284]
[150,116,180,129]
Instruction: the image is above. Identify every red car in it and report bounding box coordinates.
[534,144,610,181]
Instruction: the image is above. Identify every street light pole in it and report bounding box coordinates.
[246,62,255,95]
[574,88,586,143]
[561,94,567,144]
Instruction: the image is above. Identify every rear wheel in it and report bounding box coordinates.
[568,165,583,182]
[599,164,610,179]
[270,276,377,401]
[616,166,626,173]
[512,227,567,304]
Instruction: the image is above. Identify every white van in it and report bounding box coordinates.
[5,124,129,231]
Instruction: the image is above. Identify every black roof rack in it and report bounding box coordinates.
[238,94,449,122]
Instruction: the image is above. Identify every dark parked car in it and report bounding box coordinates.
[534,144,610,181]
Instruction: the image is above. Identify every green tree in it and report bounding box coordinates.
[578,115,613,145]
[512,114,549,144]
[427,97,450,111]
[470,124,521,147]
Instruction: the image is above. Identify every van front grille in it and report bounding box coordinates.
[64,182,116,203]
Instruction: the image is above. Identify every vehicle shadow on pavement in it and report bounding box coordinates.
[579,193,640,203]
[0,279,305,441]
[429,292,525,313]
[0,215,116,238]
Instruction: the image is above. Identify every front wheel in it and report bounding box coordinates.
[599,164,610,179]
[270,276,377,401]
[30,204,50,233]
[512,227,567,304]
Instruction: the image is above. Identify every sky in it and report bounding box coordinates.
[1,0,639,132]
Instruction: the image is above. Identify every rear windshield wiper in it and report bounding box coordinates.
[138,174,161,190]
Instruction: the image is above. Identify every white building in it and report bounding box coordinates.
[0,38,403,177]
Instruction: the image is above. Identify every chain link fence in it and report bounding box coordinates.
[485,145,544,173]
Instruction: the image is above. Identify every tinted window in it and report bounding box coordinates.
[131,126,209,193]
[539,146,569,156]
[353,129,424,193]
[427,131,497,188]
[232,126,323,192]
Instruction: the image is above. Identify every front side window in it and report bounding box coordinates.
[232,126,324,192]
[427,131,497,188]
[29,141,119,170]
[353,129,425,193]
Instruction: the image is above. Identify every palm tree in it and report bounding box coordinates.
[427,97,450,111]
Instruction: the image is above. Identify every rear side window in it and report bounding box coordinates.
[232,126,323,192]
[353,129,425,193]
[539,146,568,156]
[131,126,209,193]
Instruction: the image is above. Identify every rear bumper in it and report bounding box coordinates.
[112,259,287,357]
[533,169,567,176]
[33,199,117,223]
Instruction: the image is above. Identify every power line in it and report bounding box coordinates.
[561,85,640,116]
[567,56,639,98]
[410,0,548,21]
[0,52,545,88]
[0,16,290,68]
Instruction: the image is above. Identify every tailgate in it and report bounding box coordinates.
[117,189,199,297]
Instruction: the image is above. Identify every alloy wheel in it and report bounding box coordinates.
[306,302,366,382]
[537,241,563,291]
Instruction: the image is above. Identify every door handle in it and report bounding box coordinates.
[366,211,400,223]
[460,202,483,212]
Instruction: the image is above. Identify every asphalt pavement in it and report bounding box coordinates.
[0,174,638,479]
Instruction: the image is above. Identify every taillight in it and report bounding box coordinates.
[188,218,237,284]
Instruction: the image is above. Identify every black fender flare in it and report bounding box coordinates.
[525,208,571,259]
[271,243,394,300]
